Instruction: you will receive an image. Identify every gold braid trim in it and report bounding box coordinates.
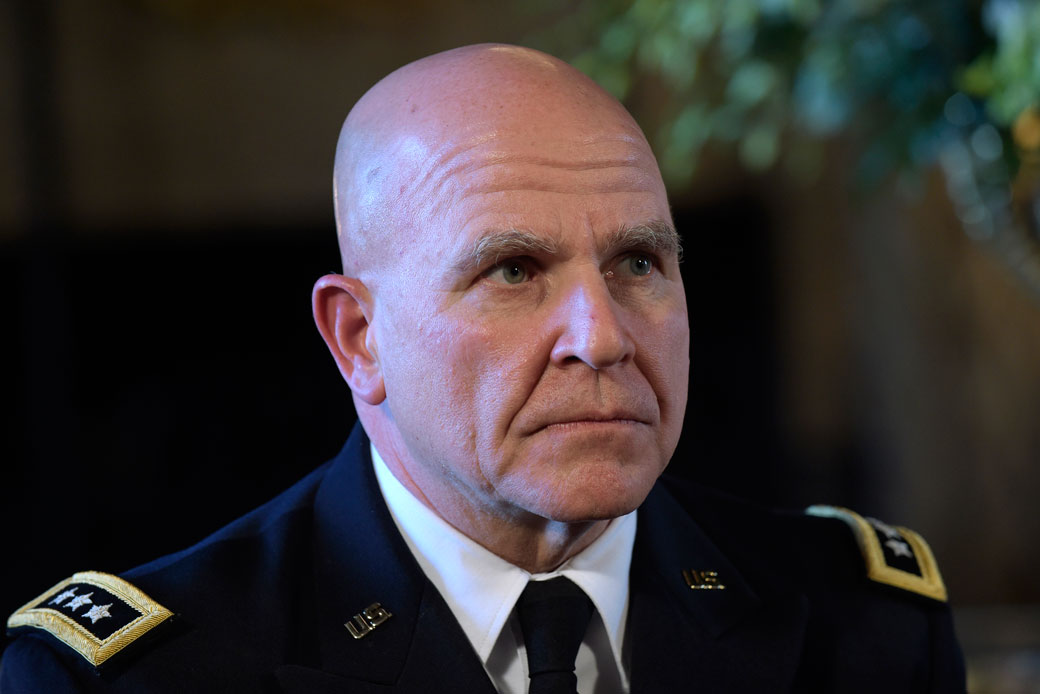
[7,571,173,667]
[806,505,948,602]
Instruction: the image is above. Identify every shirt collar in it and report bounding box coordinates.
[370,443,636,672]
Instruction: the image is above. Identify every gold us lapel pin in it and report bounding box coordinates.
[345,603,392,639]
[682,569,726,590]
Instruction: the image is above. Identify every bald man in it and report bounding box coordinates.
[3,45,963,693]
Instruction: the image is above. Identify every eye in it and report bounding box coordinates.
[626,253,654,276]
[604,253,656,281]
[485,258,530,284]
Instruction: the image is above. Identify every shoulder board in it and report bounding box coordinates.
[805,505,947,602]
[6,571,174,667]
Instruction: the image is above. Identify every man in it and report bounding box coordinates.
[3,44,964,692]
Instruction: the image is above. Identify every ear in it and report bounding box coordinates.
[312,274,386,405]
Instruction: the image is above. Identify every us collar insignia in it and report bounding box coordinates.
[7,571,174,667]
[345,602,392,639]
[806,505,948,602]
[682,569,726,590]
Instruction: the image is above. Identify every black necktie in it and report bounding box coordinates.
[516,577,594,694]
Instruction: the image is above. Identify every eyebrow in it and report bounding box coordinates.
[604,221,682,260]
[452,229,559,272]
[451,220,681,273]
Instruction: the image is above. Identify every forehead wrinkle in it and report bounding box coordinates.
[457,181,659,201]
[452,229,559,273]
[446,161,662,210]
[443,132,653,175]
[410,134,658,214]
[393,134,495,217]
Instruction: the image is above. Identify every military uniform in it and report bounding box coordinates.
[2,425,965,692]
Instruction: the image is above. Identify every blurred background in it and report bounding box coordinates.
[3,0,1039,689]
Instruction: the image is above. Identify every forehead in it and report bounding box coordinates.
[401,130,670,254]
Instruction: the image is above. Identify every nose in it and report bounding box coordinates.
[549,271,635,369]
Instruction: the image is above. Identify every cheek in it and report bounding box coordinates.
[639,304,690,419]
[381,311,520,446]
[465,326,540,437]
[449,314,557,463]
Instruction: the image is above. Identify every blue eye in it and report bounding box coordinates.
[627,254,653,276]
[488,260,528,284]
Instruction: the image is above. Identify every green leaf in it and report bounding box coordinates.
[727,61,778,105]
[739,123,781,170]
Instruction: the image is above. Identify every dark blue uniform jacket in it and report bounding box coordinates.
[2,425,965,692]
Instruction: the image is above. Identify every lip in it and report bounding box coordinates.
[541,418,647,432]
[526,410,652,435]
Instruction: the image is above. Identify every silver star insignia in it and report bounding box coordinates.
[48,589,78,606]
[81,604,113,624]
[64,592,94,612]
[885,538,913,558]
[868,517,902,539]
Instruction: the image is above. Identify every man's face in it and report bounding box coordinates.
[372,126,689,526]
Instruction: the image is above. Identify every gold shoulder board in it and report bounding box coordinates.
[805,505,948,602]
[7,571,173,667]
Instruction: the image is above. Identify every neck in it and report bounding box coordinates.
[444,510,610,574]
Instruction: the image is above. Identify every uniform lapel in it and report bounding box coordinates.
[628,483,809,693]
[274,427,807,692]
[274,425,496,694]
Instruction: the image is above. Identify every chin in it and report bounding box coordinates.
[532,460,660,523]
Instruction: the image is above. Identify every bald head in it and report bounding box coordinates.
[315,44,686,568]
[332,44,663,281]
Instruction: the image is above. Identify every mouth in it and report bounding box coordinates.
[532,413,651,435]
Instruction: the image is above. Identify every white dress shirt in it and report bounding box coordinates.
[371,444,635,694]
